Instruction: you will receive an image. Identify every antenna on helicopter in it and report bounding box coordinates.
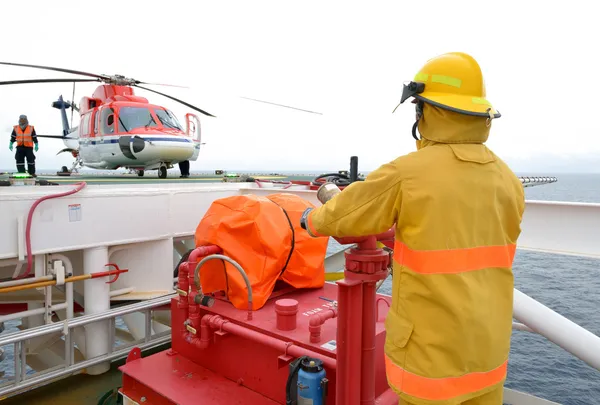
[0,61,216,117]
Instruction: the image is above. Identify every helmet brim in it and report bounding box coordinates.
[415,92,501,119]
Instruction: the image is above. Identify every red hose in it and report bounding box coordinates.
[16,182,87,279]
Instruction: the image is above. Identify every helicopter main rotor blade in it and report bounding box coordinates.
[136,81,190,89]
[134,84,216,117]
[0,61,190,89]
[0,78,100,86]
[240,96,323,115]
[0,61,107,80]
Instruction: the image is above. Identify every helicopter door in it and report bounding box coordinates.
[99,107,116,144]
[186,113,202,161]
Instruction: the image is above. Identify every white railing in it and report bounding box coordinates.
[0,294,174,398]
[512,288,600,370]
[0,254,75,325]
[519,176,558,188]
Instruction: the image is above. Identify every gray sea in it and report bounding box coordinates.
[1,173,599,404]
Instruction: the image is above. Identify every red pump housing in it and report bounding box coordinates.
[119,229,397,405]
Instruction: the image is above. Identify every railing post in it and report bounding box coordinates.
[83,246,110,375]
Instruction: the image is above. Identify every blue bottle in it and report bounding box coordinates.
[297,357,327,405]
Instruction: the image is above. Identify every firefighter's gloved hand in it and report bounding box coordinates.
[300,207,313,231]
[34,144,38,152]
[8,141,13,151]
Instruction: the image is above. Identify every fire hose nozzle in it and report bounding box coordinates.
[316,182,341,204]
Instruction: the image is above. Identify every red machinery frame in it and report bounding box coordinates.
[119,229,398,405]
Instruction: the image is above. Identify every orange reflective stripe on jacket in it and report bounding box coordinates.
[393,240,516,274]
[384,355,508,401]
[14,125,34,147]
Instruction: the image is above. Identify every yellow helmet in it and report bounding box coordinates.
[397,52,500,119]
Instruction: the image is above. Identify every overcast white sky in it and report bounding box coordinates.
[0,1,598,173]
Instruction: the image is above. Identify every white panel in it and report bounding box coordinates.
[3,184,600,262]
[0,183,248,259]
[519,200,600,258]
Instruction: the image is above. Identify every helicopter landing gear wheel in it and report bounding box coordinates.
[158,166,167,179]
[137,170,144,177]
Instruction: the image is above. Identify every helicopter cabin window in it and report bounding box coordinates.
[117,107,158,132]
[100,107,116,135]
[155,109,183,131]
[80,113,91,137]
[93,110,99,136]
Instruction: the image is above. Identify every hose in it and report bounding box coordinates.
[174,248,194,278]
[193,254,253,311]
[286,356,309,405]
[311,172,363,187]
[16,182,87,279]
[97,388,121,405]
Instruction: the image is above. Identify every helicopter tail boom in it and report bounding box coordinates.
[51,95,73,136]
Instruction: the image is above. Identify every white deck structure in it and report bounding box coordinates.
[0,180,598,404]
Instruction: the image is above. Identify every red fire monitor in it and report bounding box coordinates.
[119,230,397,405]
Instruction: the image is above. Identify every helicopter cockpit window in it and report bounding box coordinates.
[118,107,158,132]
[155,109,183,131]
[100,107,115,135]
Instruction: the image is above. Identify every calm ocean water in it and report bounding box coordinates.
[1,173,599,404]
[326,173,600,405]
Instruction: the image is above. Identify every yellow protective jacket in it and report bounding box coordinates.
[306,104,525,405]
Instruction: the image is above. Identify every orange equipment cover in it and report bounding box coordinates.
[194,193,329,310]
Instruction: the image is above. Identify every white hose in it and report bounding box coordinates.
[194,254,253,305]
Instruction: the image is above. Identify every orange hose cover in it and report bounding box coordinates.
[194,193,329,310]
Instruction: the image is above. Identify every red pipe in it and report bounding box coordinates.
[308,307,338,343]
[376,298,390,322]
[187,245,222,295]
[207,315,337,370]
[180,245,222,348]
[177,262,190,311]
[361,281,377,405]
[188,245,223,267]
[16,182,87,279]
[185,313,213,349]
[334,228,395,250]
[336,279,363,404]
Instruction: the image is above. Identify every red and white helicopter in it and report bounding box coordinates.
[0,61,214,178]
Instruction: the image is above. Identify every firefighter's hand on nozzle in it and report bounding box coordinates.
[301,182,341,232]
[300,208,313,231]
[8,141,13,151]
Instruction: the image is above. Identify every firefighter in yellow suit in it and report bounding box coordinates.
[300,52,525,405]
